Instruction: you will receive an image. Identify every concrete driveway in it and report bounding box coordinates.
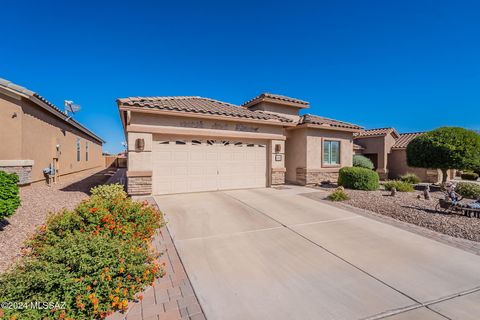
[155,186,480,320]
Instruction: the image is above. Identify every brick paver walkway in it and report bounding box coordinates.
[108,208,206,320]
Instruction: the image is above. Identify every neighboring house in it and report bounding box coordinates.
[117,93,362,196]
[354,128,455,182]
[0,78,104,185]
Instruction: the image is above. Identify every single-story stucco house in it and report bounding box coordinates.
[0,78,104,185]
[117,93,362,196]
[354,128,455,182]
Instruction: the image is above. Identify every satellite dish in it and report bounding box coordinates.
[64,100,81,114]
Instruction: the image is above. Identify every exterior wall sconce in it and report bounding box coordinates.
[275,144,282,153]
[135,138,145,151]
[56,144,61,158]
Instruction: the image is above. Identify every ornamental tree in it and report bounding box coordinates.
[407,127,480,183]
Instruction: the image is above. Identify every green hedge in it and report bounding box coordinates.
[456,182,480,199]
[0,185,164,319]
[384,180,414,192]
[0,171,21,220]
[461,171,479,181]
[338,167,379,191]
[352,155,375,170]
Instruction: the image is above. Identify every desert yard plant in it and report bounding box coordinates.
[460,171,479,181]
[400,173,421,184]
[384,180,414,192]
[456,182,480,199]
[407,127,480,183]
[327,187,350,201]
[0,184,164,320]
[0,171,21,220]
[90,183,127,199]
[338,167,379,191]
[352,155,375,170]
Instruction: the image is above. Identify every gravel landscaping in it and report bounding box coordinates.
[316,185,480,243]
[0,168,117,273]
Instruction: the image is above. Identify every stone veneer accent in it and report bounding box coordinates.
[296,168,338,185]
[0,160,34,185]
[271,168,286,185]
[127,171,153,195]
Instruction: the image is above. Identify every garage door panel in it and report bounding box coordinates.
[153,139,266,195]
[173,167,188,176]
[174,151,189,161]
[154,151,172,161]
[190,152,205,161]
[187,166,204,176]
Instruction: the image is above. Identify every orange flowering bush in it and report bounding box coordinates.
[0,185,164,320]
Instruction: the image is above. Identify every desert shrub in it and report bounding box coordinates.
[352,155,374,170]
[407,127,480,183]
[327,188,349,201]
[473,165,480,176]
[90,183,126,200]
[338,167,379,191]
[461,171,479,181]
[384,180,414,192]
[0,184,164,320]
[400,173,421,184]
[0,171,21,220]
[456,182,480,199]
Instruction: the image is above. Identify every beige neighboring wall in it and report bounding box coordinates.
[387,149,455,183]
[0,91,103,184]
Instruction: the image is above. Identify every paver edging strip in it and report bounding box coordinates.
[107,197,207,320]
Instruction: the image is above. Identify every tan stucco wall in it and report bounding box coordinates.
[128,132,153,172]
[127,112,288,190]
[0,92,103,183]
[285,128,354,184]
[285,128,307,183]
[354,136,385,168]
[306,128,353,169]
[0,93,23,159]
[130,112,285,136]
[247,102,301,120]
[387,149,455,183]
[354,133,396,178]
[388,149,432,181]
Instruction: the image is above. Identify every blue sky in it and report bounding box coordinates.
[1,0,479,153]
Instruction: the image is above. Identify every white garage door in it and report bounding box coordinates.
[152,138,267,195]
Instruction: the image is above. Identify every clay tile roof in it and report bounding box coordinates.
[117,96,294,123]
[242,93,310,108]
[299,114,362,130]
[392,132,425,149]
[354,127,399,138]
[0,78,104,143]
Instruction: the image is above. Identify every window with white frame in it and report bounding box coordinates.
[76,138,81,162]
[85,141,89,161]
[323,140,340,165]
